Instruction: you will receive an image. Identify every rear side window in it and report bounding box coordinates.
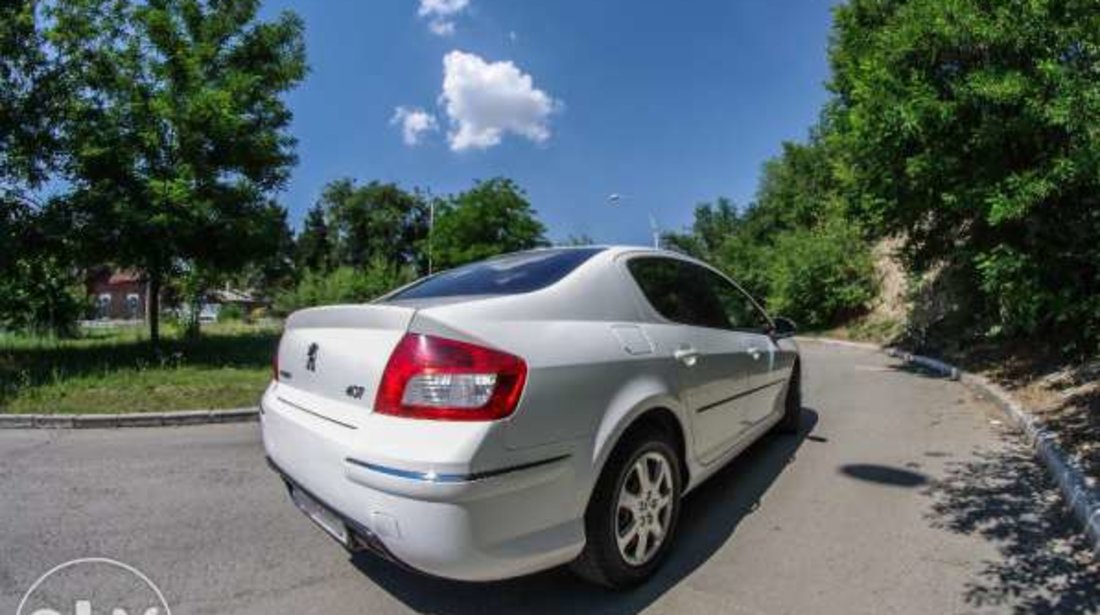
[388,248,605,300]
[627,257,770,332]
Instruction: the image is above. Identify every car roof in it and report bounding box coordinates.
[520,244,694,260]
[529,245,718,273]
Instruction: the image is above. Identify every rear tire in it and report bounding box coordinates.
[774,360,802,434]
[570,429,682,589]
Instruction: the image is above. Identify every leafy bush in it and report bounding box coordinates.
[0,256,87,337]
[760,221,876,330]
[717,236,771,307]
[216,303,245,323]
[274,259,415,315]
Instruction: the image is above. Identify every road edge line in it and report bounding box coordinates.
[798,335,1100,551]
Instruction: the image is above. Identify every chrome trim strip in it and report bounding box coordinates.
[345,454,570,484]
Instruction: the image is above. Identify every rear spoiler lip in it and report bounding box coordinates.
[285,304,418,331]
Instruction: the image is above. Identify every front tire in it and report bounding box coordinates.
[774,359,802,434]
[570,429,682,589]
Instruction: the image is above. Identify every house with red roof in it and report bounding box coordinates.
[85,267,148,320]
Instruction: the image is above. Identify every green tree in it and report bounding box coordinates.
[295,203,332,272]
[0,203,86,336]
[320,179,429,272]
[0,1,83,336]
[730,135,875,328]
[751,135,842,237]
[663,198,739,262]
[0,0,62,192]
[279,180,428,312]
[46,0,307,344]
[241,204,297,294]
[829,0,1100,346]
[430,178,548,269]
[559,233,595,246]
[660,131,876,329]
[0,255,87,337]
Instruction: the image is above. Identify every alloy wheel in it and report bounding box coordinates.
[614,451,674,566]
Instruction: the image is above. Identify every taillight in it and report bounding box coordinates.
[375,333,528,421]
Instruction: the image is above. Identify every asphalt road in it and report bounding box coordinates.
[2,341,1098,614]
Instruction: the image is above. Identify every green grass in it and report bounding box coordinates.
[0,321,280,414]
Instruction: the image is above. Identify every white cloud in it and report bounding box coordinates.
[418,0,467,18]
[418,0,468,36]
[440,50,559,151]
[428,20,455,36]
[390,106,438,146]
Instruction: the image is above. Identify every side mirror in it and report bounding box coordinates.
[772,316,797,339]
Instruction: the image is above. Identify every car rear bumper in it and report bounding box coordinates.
[267,456,415,568]
[260,385,586,581]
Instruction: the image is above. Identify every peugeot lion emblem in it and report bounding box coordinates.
[306,343,319,372]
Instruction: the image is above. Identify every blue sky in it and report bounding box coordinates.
[261,0,836,245]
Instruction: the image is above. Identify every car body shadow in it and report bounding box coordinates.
[840,463,929,487]
[349,408,820,614]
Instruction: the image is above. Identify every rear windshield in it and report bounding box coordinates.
[387,248,605,300]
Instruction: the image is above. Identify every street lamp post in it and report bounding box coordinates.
[427,199,435,275]
[608,193,660,249]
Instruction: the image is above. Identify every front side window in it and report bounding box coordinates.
[701,267,772,332]
[627,257,728,329]
[628,256,770,332]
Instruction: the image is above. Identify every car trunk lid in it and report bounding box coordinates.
[275,304,415,426]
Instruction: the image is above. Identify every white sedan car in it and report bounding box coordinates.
[262,246,801,588]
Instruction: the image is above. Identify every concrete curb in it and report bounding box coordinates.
[884,348,961,381]
[799,335,1100,551]
[0,407,258,429]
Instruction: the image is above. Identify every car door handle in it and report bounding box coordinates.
[673,347,699,366]
[747,346,763,360]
